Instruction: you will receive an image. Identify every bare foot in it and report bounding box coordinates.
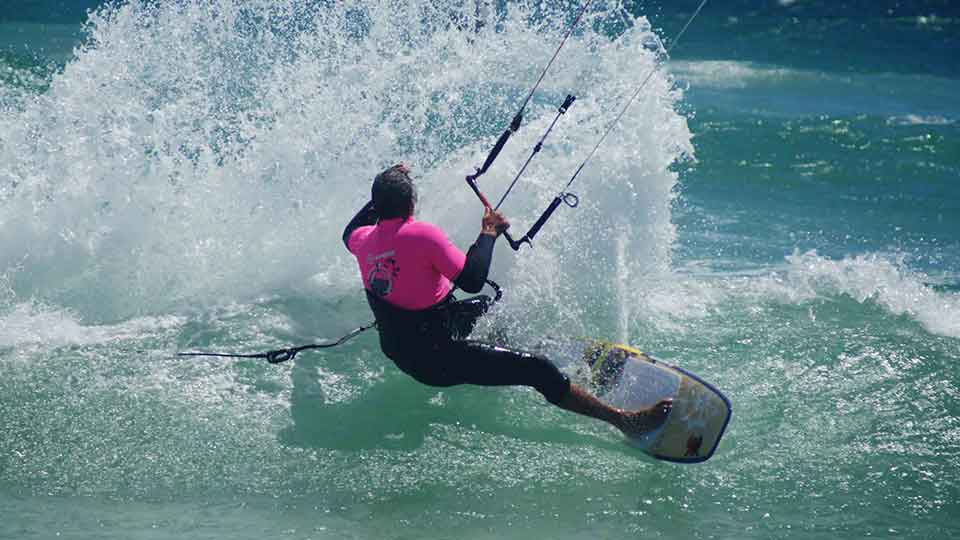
[617,399,673,437]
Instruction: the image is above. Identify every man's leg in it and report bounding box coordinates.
[423,340,671,436]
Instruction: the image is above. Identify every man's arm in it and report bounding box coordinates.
[453,207,509,293]
[342,200,378,250]
[453,233,496,293]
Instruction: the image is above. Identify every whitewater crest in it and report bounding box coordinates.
[643,250,960,339]
[781,250,960,338]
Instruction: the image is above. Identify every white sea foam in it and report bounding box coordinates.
[0,300,184,348]
[641,251,960,339]
[886,114,955,126]
[669,60,804,89]
[0,0,690,330]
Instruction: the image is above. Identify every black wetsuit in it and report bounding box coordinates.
[343,201,571,405]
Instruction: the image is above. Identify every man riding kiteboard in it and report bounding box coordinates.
[343,163,672,436]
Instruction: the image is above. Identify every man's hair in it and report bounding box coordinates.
[372,165,416,220]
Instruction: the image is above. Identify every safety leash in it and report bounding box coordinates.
[177,281,503,363]
[177,322,377,364]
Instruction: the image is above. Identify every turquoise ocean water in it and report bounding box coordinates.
[1,1,958,538]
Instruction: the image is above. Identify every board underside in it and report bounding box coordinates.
[581,340,732,463]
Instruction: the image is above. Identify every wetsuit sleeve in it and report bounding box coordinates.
[453,233,495,293]
[342,200,377,251]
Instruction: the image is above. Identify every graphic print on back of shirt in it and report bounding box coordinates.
[367,250,400,298]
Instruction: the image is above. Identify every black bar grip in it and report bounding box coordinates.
[509,110,523,132]
[468,111,524,183]
[478,127,512,177]
[525,195,564,241]
[504,195,564,251]
[559,94,576,113]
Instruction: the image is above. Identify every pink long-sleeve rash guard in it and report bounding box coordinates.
[347,217,467,310]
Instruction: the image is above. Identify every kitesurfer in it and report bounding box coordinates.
[343,164,672,436]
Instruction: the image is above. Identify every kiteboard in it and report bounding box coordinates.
[545,338,732,463]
